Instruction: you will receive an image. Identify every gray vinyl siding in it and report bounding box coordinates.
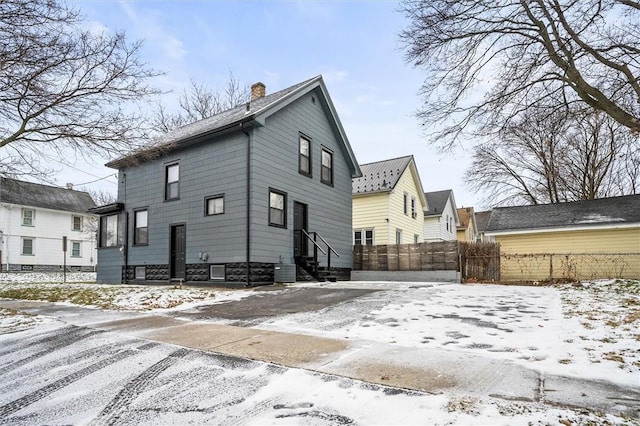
[96,248,123,283]
[120,132,249,267]
[97,87,354,281]
[249,90,353,268]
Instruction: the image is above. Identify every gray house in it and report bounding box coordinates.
[91,75,361,286]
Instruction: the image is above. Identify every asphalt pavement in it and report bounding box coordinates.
[1,286,639,420]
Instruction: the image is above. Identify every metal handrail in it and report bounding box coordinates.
[301,229,326,255]
[314,232,340,258]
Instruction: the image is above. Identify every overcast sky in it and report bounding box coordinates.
[60,0,481,209]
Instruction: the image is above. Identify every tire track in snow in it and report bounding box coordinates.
[0,349,136,418]
[90,348,189,425]
[0,325,96,358]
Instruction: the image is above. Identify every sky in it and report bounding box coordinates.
[58,0,480,208]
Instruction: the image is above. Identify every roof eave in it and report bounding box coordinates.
[352,189,392,197]
[106,117,259,169]
[486,222,639,235]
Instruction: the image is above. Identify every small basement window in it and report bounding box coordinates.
[135,266,146,280]
[210,264,225,281]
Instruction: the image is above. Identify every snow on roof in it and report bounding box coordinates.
[352,155,413,195]
[486,194,640,232]
[0,177,96,213]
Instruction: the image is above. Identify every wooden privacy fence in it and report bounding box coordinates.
[459,242,501,281]
[353,241,460,271]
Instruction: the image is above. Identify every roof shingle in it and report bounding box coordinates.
[424,189,453,217]
[352,155,413,195]
[486,195,640,232]
[0,178,96,213]
[107,76,319,169]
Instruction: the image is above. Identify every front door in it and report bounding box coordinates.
[293,202,308,258]
[170,224,186,279]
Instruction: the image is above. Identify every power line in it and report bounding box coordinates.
[74,174,118,186]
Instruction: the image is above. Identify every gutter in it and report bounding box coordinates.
[241,123,251,287]
[485,222,639,237]
[107,117,257,169]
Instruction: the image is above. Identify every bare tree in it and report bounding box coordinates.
[467,106,639,206]
[0,0,161,179]
[399,0,640,149]
[82,188,117,245]
[85,188,117,206]
[152,73,249,133]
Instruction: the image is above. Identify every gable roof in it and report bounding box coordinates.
[352,155,413,195]
[424,189,456,217]
[486,194,640,234]
[475,210,492,233]
[0,178,96,213]
[106,75,361,177]
[457,207,475,230]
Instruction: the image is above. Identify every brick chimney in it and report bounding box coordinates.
[251,82,266,101]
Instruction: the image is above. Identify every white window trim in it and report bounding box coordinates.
[21,237,35,255]
[353,228,375,245]
[70,240,82,258]
[22,208,35,227]
[72,215,83,231]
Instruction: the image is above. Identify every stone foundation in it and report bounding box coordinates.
[3,264,95,273]
[124,262,275,287]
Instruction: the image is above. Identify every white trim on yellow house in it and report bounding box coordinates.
[352,156,427,245]
[486,222,639,237]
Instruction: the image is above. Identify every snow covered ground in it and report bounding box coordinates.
[256,280,640,388]
[1,273,639,424]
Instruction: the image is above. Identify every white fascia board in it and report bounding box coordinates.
[486,222,640,236]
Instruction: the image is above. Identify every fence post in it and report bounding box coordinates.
[549,254,553,281]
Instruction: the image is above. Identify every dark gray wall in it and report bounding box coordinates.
[96,88,354,282]
[96,248,123,283]
[250,90,353,268]
[121,132,249,268]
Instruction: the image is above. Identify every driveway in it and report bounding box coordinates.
[1,280,639,423]
[171,287,379,322]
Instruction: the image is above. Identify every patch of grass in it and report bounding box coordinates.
[0,286,116,307]
[603,352,624,363]
[623,309,640,324]
[446,397,481,415]
[558,358,572,364]
[581,321,595,330]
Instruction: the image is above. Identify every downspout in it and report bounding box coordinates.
[240,123,251,287]
[122,171,129,284]
[387,192,391,244]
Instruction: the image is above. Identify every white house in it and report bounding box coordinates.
[0,178,97,272]
[423,189,460,241]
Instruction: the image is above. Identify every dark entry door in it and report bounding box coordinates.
[170,224,186,279]
[293,202,308,258]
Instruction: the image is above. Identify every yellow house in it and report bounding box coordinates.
[352,155,427,245]
[486,195,640,280]
[456,207,479,242]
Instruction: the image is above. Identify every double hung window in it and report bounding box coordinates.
[165,163,179,201]
[269,189,287,228]
[321,148,333,185]
[299,134,312,176]
[134,209,148,246]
